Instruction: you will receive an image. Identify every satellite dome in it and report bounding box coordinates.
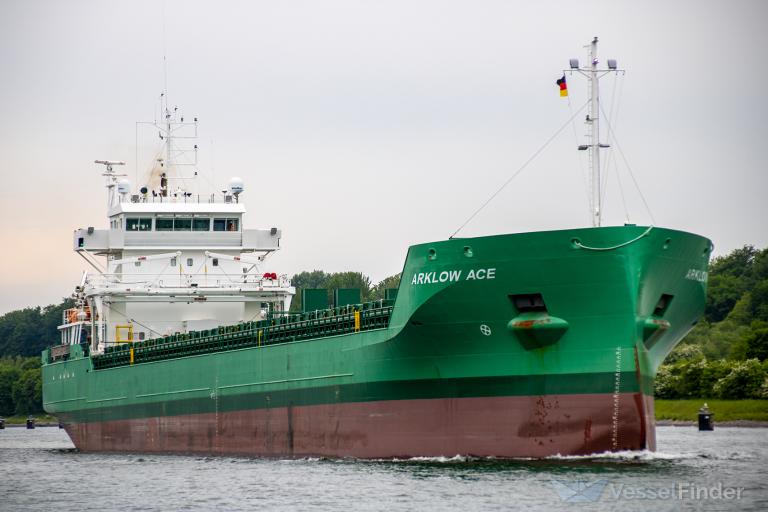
[228,177,244,195]
[117,179,131,195]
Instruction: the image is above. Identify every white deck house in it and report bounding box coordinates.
[62,165,294,354]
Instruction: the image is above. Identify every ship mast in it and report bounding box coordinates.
[588,38,601,227]
[165,96,173,172]
[569,36,621,227]
[151,91,198,197]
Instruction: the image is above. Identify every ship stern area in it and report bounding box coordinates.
[380,226,710,458]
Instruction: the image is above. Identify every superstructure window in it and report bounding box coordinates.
[156,218,174,231]
[213,218,239,232]
[174,218,192,231]
[193,218,210,231]
[126,218,152,231]
[157,216,201,231]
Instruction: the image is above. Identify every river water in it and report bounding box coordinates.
[1,426,766,511]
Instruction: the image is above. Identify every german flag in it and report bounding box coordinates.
[557,75,568,97]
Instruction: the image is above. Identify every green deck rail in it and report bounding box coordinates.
[90,300,394,370]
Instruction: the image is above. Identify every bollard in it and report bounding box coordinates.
[698,403,714,431]
[26,417,35,429]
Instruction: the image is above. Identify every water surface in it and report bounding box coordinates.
[1,426,766,510]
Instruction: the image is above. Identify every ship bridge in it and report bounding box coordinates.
[74,202,281,254]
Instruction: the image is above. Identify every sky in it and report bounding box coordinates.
[0,0,766,314]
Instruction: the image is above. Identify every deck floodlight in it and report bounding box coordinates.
[607,59,617,70]
[569,58,579,69]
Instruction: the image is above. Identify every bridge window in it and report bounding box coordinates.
[193,218,210,231]
[174,218,192,231]
[156,218,174,231]
[126,218,152,231]
[213,218,239,232]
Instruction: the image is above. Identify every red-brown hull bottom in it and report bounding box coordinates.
[64,393,656,458]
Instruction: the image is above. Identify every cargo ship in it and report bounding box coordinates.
[42,39,711,458]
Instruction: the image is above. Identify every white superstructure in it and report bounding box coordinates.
[59,103,294,355]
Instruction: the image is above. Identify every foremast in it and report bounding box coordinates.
[568,36,622,227]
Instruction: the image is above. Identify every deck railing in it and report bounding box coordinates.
[91,300,394,370]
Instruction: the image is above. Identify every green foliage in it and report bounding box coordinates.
[370,274,402,300]
[744,325,768,360]
[323,272,373,301]
[12,367,43,415]
[670,245,768,363]
[290,271,400,312]
[0,364,21,416]
[705,274,746,323]
[704,245,767,323]
[751,280,768,321]
[0,299,73,357]
[663,343,704,365]
[290,271,330,312]
[291,270,328,291]
[655,357,767,399]
[712,359,767,399]
[708,245,759,282]
[0,356,42,416]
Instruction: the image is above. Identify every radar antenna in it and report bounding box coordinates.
[94,160,126,173]
[95,160,127,208]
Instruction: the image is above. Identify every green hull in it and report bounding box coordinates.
[42,225,710,457]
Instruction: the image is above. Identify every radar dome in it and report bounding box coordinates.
[228,177,244,195]
[117,179,131,195]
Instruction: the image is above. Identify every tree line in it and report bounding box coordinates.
[655,245,768,399]
[0,357,42,416]
[0,299,73,358]
[289,271,401,312]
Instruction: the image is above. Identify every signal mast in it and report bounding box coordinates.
[566,37,623,227]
